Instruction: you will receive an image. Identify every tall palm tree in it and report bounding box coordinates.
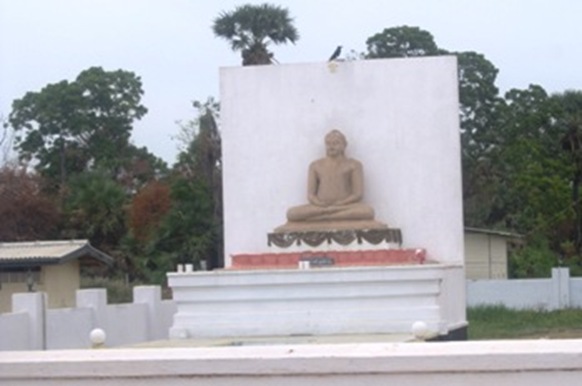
[212,3,299,66]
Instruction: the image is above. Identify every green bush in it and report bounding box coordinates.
[508,238,557,278]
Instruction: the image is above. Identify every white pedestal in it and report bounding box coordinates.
[168,264,465,339]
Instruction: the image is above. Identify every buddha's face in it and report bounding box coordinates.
[325,135,346,157]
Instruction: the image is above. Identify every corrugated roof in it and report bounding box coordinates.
[0,240,114,267]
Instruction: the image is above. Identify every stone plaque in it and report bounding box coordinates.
[300,256,335,267]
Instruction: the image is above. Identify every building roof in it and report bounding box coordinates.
[464,227,523,239]
[0,240,114,268]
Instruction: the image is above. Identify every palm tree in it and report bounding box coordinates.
[212,3,299,66]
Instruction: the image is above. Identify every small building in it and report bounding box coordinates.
[0,240,113,313]
[464,227,522,279]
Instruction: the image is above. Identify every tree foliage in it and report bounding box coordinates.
[213,3,299,65]
[62,171,127,252]
[118,100,224,282]
[366,26,440,58]
[0,166,61,241]
[554,90,582,251]
[173,99,223,269]
[115,145,168,193]
[9,67,148,189]
[152,178,216,268]
[128,180,171,243]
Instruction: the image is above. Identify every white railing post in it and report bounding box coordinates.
[551,267,571,310]
[76,289,108,332]
[133,286,164,341]
[12,292,47,350]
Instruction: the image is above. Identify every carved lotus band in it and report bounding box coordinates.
[267,228,402,248]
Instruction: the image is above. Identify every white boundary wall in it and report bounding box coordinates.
[0,286,176,351]
[2,340,582,385]
[467,267,582,310]
[4,268,582,351]
[221,57,463,266]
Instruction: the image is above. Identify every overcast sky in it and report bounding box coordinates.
[1,0,581,164]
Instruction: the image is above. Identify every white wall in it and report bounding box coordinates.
[221,57,463,266]
[0,286,177,351]
[0,312,29,351]
[6,270,581,352]
[2,340,582,385]
[46,308,93,349]
[467,268,575,310]
[468,278,552,309]
[571,279,582,306]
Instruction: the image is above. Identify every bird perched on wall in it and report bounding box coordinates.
[328,45,342,61]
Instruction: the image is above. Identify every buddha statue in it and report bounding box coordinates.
[275,129,387,232]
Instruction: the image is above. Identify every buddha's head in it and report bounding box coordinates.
[325,129,347,157]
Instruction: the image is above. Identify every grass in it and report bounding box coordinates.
[468,305,582,340]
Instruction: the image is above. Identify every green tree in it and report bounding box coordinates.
[122,99,224,282]
[116,145,169,193]
[63,171,127,254]
[475,86,577,273]
[155,178,216,270]
[455,51,503,227]
[8,67,148,190]
[365,25,440,58]
[174,99,223,268]
[495,86,571,233]
[213,3,299,65]
[125,176,216,283]
[554,90,582,251]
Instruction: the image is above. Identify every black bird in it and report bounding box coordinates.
[328,45,342,61]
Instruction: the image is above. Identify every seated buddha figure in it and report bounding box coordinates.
[275,129,386,232]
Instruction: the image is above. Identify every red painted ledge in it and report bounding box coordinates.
[230,249,426,270]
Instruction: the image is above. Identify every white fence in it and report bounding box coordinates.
[2,268,582,352]
[467,267,582,310]
[0,286,176,351]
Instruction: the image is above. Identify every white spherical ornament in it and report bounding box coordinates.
[90,328,106,347]
[411,321,429,340]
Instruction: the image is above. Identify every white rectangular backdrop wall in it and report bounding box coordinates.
[221,57,463,267]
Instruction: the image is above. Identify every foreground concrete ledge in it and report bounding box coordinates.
[2,340,582,380]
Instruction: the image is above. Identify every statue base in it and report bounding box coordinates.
[167,263,465,339]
